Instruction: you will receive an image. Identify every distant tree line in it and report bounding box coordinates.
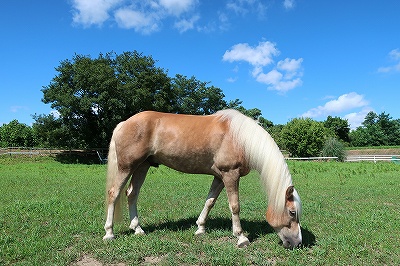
[1,51,400,159]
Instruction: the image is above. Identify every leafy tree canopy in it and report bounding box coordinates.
[38,51,262,149]
[324,116,350,143]
[280,117,329,157]
[0,120,34,147]
[350,111,400,146]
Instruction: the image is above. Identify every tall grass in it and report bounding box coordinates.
[0,157,399,265]
[320,137,346,161]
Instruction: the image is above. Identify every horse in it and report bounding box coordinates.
[103,109,302,248]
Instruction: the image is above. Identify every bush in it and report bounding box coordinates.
[320,137,346,162]
[280,118,327,157]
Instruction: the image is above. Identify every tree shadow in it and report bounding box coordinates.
[54,150,100,164]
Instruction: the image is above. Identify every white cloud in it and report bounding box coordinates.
[72,0,121,27]
[377,48,400,73]
[159,0,197,16]
[283,0,295,10]
[223,41,303,92]
[226,0,267,17]
[389,48,400,60]
[114,8,159,33]
[301,92,371,129]
[302,92,369,118]
[50,110,61,119]
[344,108,374,130]
[174,15,200,33]
[227,77,238,83]
[70,0,297,33]
[277,58,302,72]
[71,0,199,33]
[223,41,279,66]
[10,106,28,113]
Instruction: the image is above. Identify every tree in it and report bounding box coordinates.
[41,51,173,148]
[32,114,69,148]
[324,116,350,143]
[0,120,35,147]
[170,75,227,114]
[280,118,328,157]
[39,51,251,149]
[350,111,400,146]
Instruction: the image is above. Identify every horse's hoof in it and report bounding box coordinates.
[195,228,206,235]
[237,236,250,248]
[103,234,115,240]
[134,228,145,235]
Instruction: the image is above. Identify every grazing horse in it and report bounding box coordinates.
[103,109,302,248]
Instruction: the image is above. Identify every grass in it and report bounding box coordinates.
[0,156,399,265]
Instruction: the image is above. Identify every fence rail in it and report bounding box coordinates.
[345,155,400,163]
[1,147,400,164]
[286,157,338,161]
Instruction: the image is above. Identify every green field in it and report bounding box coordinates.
[0,157,399,265]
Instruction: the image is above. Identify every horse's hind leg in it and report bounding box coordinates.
[195,176,224,235]
[127,161,150,235]
[104,170,131,240]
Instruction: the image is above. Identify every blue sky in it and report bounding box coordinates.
[1,0,399,129]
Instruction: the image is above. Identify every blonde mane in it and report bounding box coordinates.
[216,109,296,215]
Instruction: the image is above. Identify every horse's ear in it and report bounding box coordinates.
[286,186,294,201]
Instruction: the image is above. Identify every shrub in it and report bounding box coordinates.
[321,137,346,161]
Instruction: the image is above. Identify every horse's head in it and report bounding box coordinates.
[266,186,302,249]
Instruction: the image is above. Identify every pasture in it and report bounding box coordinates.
[0,157,399,265]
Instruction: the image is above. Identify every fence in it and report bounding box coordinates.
[345,155,400,163]
[286,155,400,163]
[286,157,338,161]
[0,147,109,162]
[2,147,400,164]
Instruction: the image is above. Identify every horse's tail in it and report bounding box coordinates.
[105,126,123,222]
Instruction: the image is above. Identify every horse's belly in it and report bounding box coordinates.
[151,152,216,175]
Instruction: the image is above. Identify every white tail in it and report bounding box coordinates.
[105,130,123,222]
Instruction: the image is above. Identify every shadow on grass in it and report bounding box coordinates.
[55,150,102,165]
[300,227,316,248]
[121,216,316,247]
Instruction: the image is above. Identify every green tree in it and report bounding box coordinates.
[32,113,69,148]
[324,116,350,143]
[0,120,35,147]
[266,124,285,150]
[280,118,328,157]
[39,51,250,149]
[41,51,172,148]
[170,75,227,114]
[350,111,400,146]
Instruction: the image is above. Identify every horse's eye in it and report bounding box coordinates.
[289,210,296,217]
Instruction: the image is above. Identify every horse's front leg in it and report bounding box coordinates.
[223,171,250,248]
[127,162,149,235]
[195,176,224,235]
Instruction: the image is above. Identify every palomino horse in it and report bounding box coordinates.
[103,109,302,248]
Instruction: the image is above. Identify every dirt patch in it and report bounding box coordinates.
[142,255,165,265]
[346,148,400,155]
[74,255,125,266]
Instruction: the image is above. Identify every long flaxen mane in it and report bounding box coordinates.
[216,109,301,216]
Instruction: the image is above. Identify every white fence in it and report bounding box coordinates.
[345,155,400,163]
[1,147,400,164]
[286,157,338,161]
[285,155,400,163]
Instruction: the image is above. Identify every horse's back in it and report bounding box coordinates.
[112,111,233,174]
